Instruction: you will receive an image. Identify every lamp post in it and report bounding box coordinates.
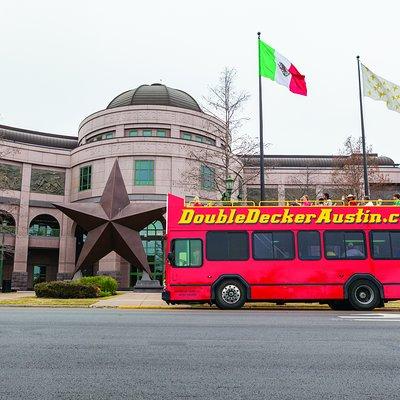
[222,176,234,201]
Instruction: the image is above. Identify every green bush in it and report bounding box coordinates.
[77,275,117,295]
[34,281,100,299]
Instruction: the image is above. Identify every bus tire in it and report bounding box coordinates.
[215,280,246,310]
[348,279,381,311]
[327,300,352,311]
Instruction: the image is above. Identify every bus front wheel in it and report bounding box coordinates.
[215,280,246,310]
[348,279,381,311]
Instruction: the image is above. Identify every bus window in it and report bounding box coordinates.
[206,231,248,261]
[371,231,400,259]
[298,231,321,260]
[324,231,366,260]
[173,239,202,267]
[253,231,294,260]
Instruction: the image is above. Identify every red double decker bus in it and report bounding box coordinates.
[162,194,400,310]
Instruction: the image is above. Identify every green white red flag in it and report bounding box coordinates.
[259,40,307,96]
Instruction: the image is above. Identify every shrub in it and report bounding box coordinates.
[77,275,117,295]
[34,281,100,298]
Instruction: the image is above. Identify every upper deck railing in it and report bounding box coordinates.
[186,199,398,207]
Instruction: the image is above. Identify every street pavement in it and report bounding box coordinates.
[0,308,399,400]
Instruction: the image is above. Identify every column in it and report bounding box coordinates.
[12,163,31,290]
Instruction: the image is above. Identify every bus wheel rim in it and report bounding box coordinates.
[355,285,374,305]
[221,285,241,304]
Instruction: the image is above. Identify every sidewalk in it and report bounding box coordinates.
[91,292,189,309]
[0,291,34,300]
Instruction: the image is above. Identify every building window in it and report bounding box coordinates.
[79,165,92,191]
[201,164,215,190]
[125,128,170,137]
[86,131,115,143]
[206,231,248,261]
[128,129,138,137]
[180,131,216,145]
[156,129,166,137]
[135,160,154,186]
[29,214,60,237]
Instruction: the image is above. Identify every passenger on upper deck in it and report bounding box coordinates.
[323,193,333,206]
[393,193,400,206]
[296,195,311,206]
[346,194,357,206]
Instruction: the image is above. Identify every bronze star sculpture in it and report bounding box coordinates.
[54,160,166,275]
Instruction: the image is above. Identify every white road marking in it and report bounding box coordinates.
[338,313,400,322]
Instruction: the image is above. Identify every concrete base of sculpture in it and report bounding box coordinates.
[133,272,162,292]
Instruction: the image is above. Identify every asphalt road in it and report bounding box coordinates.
[0,308,399,400]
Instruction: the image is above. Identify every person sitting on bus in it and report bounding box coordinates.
[393,193,400,206]
[344,242,364,258]
[346,194,357,206]
[361,195,374,206]
[296,195,311,206]
[376,199,383,206]
[317,197,324,206]
[323,193,333,206]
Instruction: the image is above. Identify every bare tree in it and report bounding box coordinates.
[287,166,319,201]
[182,68,264,200]
[332,136,390,199]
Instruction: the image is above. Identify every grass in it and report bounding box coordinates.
[0,296,114,308]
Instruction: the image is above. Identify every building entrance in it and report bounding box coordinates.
[130,220,164,287]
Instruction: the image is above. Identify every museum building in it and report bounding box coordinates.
[1,83,400,290]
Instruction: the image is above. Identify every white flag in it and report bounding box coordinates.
[362,64,400,113]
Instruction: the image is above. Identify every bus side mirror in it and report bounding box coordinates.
[167,252,175,265]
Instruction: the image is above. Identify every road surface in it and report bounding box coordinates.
[0,308,399,399]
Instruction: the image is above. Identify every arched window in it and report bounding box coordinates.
[29,215,60,237]
[0,211,16,235]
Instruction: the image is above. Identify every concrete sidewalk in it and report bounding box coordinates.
[91,292,184,309]
[0,291,34,300]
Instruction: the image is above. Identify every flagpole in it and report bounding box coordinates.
[258,32,266,202]
[356,55,370,197]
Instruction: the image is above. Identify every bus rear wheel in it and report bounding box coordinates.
[348,279,381,311]
[215,280,246,310]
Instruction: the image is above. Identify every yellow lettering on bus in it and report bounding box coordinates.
[316,209,332,224]
[294,214,305,223]
[235,214,246,223]
[271,214,281,223]
[259,214,270,223]
[178,209,194,224]
[216,209,228,224]
[388,214,400,223]
[193,214,204,224]
[281,209,294,224]
[345,214,355,223]
[245,209,260,224]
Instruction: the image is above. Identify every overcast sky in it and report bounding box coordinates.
[1,0,399,160]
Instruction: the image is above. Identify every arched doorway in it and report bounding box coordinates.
[130,220,165,287]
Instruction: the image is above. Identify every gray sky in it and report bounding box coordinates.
[1,0,399,159]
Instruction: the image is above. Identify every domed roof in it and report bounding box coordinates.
[107,83,202,112]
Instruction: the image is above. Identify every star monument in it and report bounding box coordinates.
[54,160,166,276]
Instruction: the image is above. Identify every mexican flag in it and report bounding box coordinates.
[259,40,307,96]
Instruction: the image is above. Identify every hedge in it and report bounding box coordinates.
[34,281,100,299]
[77,275,117,295]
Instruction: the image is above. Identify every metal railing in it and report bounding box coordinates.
[186,199,399,207]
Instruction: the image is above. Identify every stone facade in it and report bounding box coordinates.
[1,86,400,291]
